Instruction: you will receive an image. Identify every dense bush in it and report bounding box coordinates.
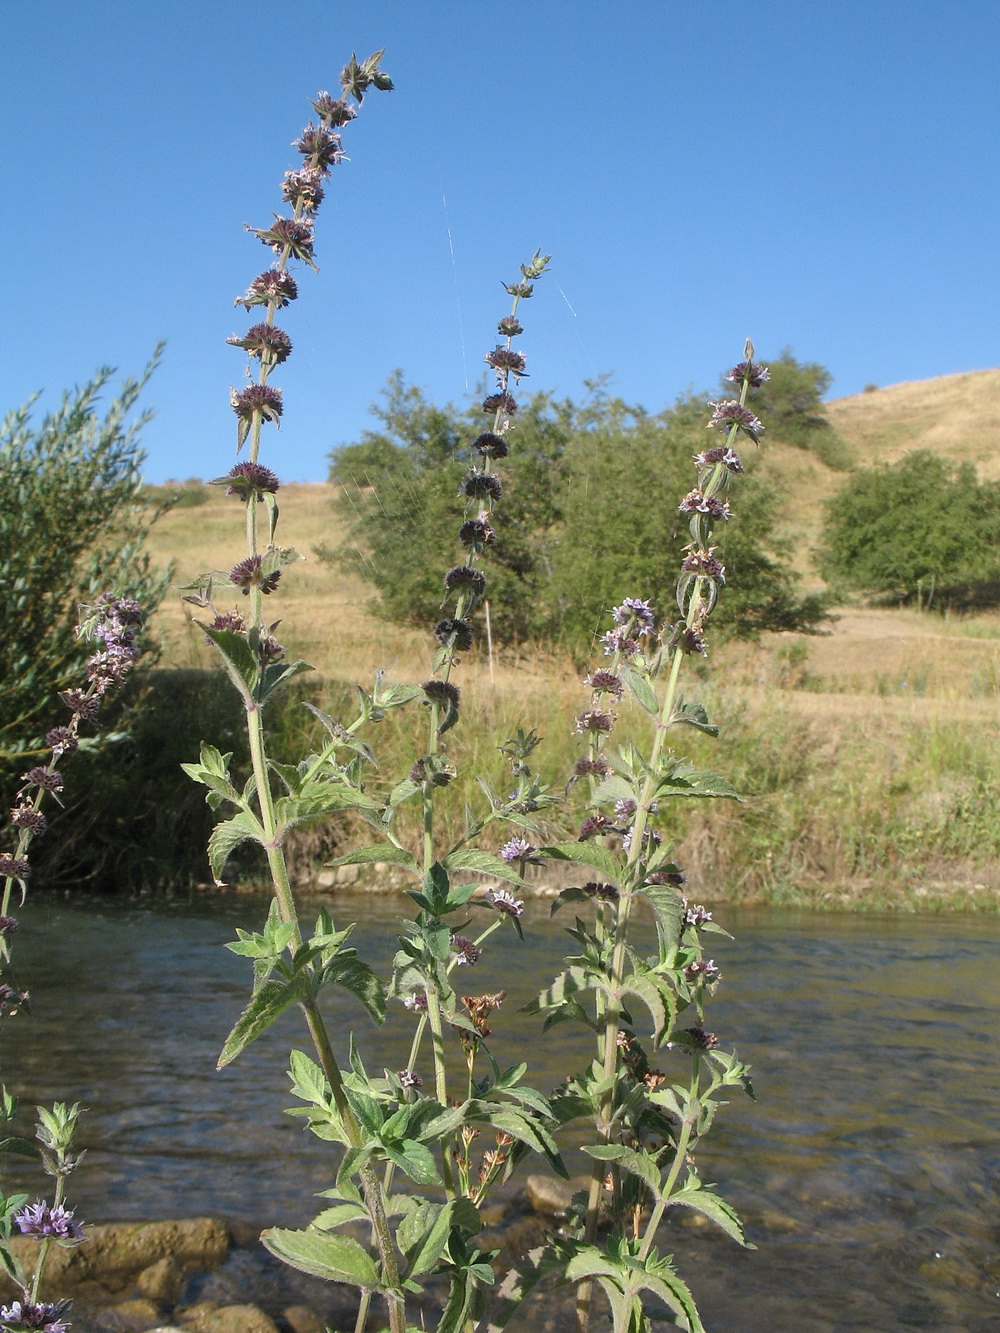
[323,373,829,648]
[0,358,171,783]
[818,449,1000,605]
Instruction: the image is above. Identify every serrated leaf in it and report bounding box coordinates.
[669,1183,754,1247]
[262,1227,380,1289]
[202,626,259,700]
[259,658,314,707]
[218,975,308,1067]
[583,1143,661,1197]
[288,1049,328,1105]
[654,765,741,801]
[322,955,386,1025]
[443,848,528,886]
[311,1202,368,1230]
[328,844,419,873]
[620,663,660,715]
[641,883,684,954]
[208,811,266,884]
[671,697,720,737]
[539,842,621,883]
[385,1138,442,1186]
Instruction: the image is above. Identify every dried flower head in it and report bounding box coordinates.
[311,92,357,126]
[472,431,509,459]
[421,679,460,708]
[60,689,99,720]
[482,391,517,416]
[0,916,19,936]
[281,167,325,212]
[583,881,619,902]
[462,471,503,502]
[678,623,708,656]
[403,992,428,1013]
[229,555,281,595]
[485,347,527,378]
[236,268,299,310]
[248,215,315,263]
[434,618,473,652]
[572,756,611,779]
[682,1025,719,1050]
[708,399,764,441]
[226,323,293,364]
[208,610,247,635]
[21,768,62,793]
[293,123,344,171]
[0,854,30,882]
[693,445,743,473]
[458,517,496,550]
[497,316,523,337]
[461,990,506,1036]
[444,565,487,597]
[578,814,613,841]
[231,383,283,426]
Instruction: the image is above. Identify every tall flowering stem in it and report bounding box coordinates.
[527,344,765,1333]
[0,596,141,1333]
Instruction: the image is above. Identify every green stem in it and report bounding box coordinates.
[639,1061,701,1260]
[28,1173,66,1303]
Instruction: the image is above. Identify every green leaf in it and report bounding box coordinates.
[669,1182,754,1247]
[202,626,259,700]
[328,844,419,873]
[385,1138,442,1186]
[397,1200,456,1278]
[0,1137,39,1159]
[671,697,720,737]
[590,775,637,807]
[654,764,741,801]
[539,842,622,883]
[218,975,308,1067]
[259,657,314,707]
[641,883,684,955]
[322,955,386,1025]
[619,663,660,715]
[443,848,529,886]
[311,1202,368,1231]
[262,490,279,545]
[262,1228,380,1289]
[583,1142,661,1198]
[208,811,266,884]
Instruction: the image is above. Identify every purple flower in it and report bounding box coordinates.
[572,756,611,779]
[248,215,315,263]
[600,627,640,658]
[724,359,769,389]
[462,471,503,502]
[226,323,293,364]
[231,383,283,426]
[693,445,743,473]
[612,597,655,630]
[60,689,99,721]
[458,517,495,550]
[485,887,525,918]
[681,1026,719,1050]
[678,623,708,656]
[281,168,325,213]
[292,123,344,171]
[681,547,726,581]
[707,399,764,441]
[397,1068,423,1089]
[498,837,538,864]
[235,268,299,311]
[403,992,428,1012]
[0,1299,72,1332]
[578,814,612,841]
[208,610,247,634]
[311,92,357,126]
[15,1201,84,1242]
[497,316,523,337]
[229,555,281,596]
[684,959,721,984]
[0,916,20,936]
[10,806,46,836]
[0,983,26,1014]
[574,709,614,735]
[219,461,281,499]
[45,728,77,754]
[582,881,619,902]
[258,635,285,664]
[615,798,637,823]
[584,670,623,698]
[678,490,732,521]
[451,935,482,966]
[21,768,62,793]
[682,899,712,928]
[485,346,527,379]
[0,855,30,882]
[482,391,517,416]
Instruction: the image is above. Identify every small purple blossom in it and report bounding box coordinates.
[485,887,525,918]
[311,92,357,126]
[45,728,77,755]
[678,623,708,656]
[0,916,20,936]
[682,899,713,928]
[600,627,640,658]
[229,555,281,596]
[231,383,283,426]
[397,1068,423,1089]
[582,881,619,902]
[293,123,344,170]
[615,799,637,823]
[0,855,30,882]
[578,814,613,840]
[0,1299,72,1332]
[725,359,769,389]
[444,565,487,597]
[226,323,293,364]
[458,517,496,550]
[403,992,428,1013]
[219,461,281,499]
[485,346,527,379]
[693,445,743,473]
[584,670,623,698]
[684,959,721,984]
[21,768,62,793]
[451,935,482,966]
[497,316,523,337]
[248,215,315,262]
[462,471,503,502]
[10,806,46,836]
[472,431,509,459]
[681,547,726,581]
[708,399,764,441]
[612,597,655,630]
[622,828,661,854]
[682,1026,719,1050]
[281,167,325,212]
[236,268,299,311]
[678,490,732,521]
[574,709,614,735]
[482,391,517,416]
[15,1201,84,1242]
[208,610,247,634]
[498,837,538,865]
[60,689,99,721]
[572,756,611,779]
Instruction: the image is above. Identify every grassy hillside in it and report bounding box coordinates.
[140,371,1000,910]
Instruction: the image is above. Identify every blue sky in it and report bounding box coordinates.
[3,2,999,483]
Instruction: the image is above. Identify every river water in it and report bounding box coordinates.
[2,892,999,1332]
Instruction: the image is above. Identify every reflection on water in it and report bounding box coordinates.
[2,892,999,1332]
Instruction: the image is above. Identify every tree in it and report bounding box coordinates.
[743,348,854,470]
[818,450,1000,605]
[0,357,171,767]
[324,374,829,649]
